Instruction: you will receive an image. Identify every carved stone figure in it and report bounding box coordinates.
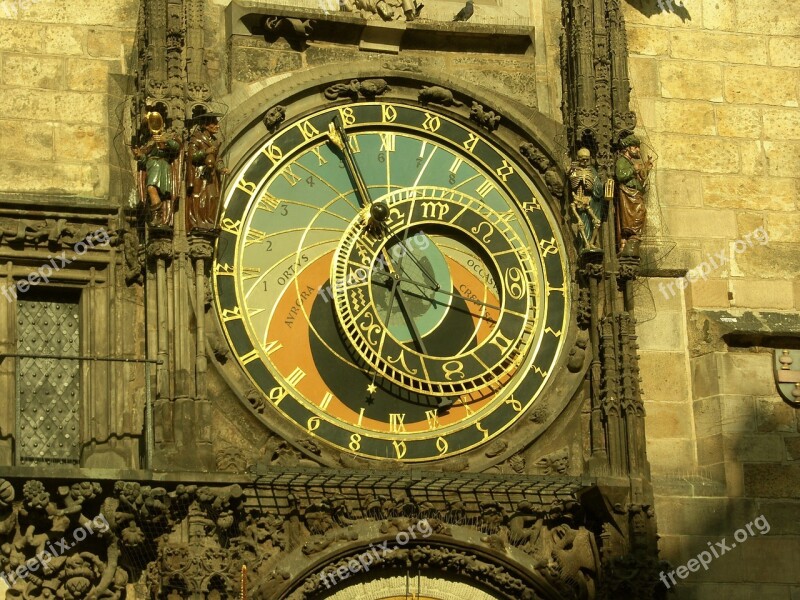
[324,78,390,101]
[568,148,604,251]
[615,135,653,256]
[134,108,180,227]
[186,113,228,232]
[339,0,423,21]
[470,101,501,131]
[418,85,463,107]
[263,105,286,132]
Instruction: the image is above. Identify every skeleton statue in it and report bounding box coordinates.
[568,148,604,251]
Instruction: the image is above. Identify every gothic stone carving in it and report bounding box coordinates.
[418,85,464,107]
[324,78,391,101]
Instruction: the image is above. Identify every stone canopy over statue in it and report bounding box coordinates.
[614,135,653,257]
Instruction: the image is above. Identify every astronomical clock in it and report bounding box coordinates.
[214,96,572,465]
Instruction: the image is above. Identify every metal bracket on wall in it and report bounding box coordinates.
[775,349,800,408]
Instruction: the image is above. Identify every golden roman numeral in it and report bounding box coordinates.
[258,192,280,212]
[380,133,396,152]
[425,410,440,430]
[476,179,494,198]
[320,392,333,411]
[309,146,328,165]
[449,157,463,175]
[239,348,260,364]
[281,166,301,186]
[263,340,283,356]
[245,229,269,246]
[285,367,305,387]
[240,266,261,280]
[389,413,407,433]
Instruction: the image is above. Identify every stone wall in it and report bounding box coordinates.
[0,0,137,198]
[623,1,800,597]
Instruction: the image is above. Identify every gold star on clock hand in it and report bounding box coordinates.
[367,383,378,395]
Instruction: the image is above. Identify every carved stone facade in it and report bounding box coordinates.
[3,0,797,599]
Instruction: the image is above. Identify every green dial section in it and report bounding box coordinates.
[213,101,569,462]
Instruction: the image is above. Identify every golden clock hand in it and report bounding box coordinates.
[327,119,373,210]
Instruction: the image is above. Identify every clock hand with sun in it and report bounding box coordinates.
[327,119,440,291]
[327,119,433,393]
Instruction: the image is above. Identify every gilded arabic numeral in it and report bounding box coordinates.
[425,409,440,430]
[463,132,479,153]
[476,421,489,439]
[379,133,396,152]
[422,112,441,132]
[215,263,234,276]
[382,104,398,123]
[389,413,407,433]
[392,439,407,459]
[236,179,257,197]
[442,360,465,381]
[523,199,541,212]
[220,218,242,235]
[268,385,288,406]
[320,392,334,411]
[539,237,559,256]
[496,159,514,182]
[421,201,449,219]
[281,165,302,186]
[221,307,242,322]
[476,179,494,198]
[258,192,281,212]
[262,143,283,163]
[436,436,448,455]
[349,433,362,452]
[297,120,320,141]
[245,229,269,246]
[307,416,321,432]
[338,106,356,126]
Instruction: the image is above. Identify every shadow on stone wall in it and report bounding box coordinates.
[624,0,691,22]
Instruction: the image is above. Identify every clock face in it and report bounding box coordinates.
[214,101,568,461]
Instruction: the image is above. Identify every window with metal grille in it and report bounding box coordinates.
[15,289,82,465]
